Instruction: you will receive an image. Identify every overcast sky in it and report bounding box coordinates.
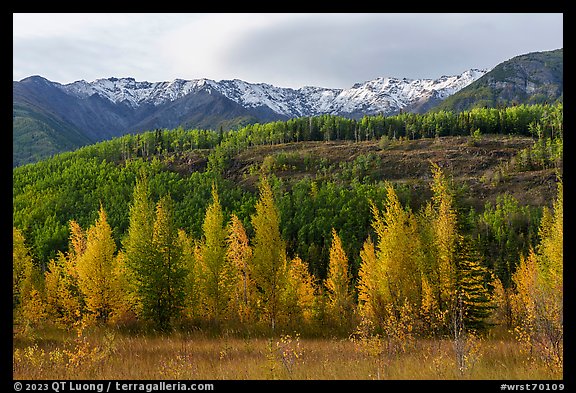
[13,13,563,89]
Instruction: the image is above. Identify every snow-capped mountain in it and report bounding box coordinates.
[59,69,488,118]
[13,69,487,167]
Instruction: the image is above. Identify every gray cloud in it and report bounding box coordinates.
[219,13,563,88]
[13,13,563,88]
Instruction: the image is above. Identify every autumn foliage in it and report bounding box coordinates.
[13,166,562,374]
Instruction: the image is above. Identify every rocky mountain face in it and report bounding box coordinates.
[55,68,487,119]
[435,48,563,112]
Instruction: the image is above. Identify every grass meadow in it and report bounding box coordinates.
[13,326,561,380]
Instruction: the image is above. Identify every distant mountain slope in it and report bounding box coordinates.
[435,49,563,112]
[15,45,563,168]
[13,69,487,166]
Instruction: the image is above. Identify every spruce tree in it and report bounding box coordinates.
[454,237,495,332]
[150,194,186,330]
[124,176,186,330]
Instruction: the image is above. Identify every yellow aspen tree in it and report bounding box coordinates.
[430,163,458,315]
[44,220,87,327]
[69,220,87,258]
[325,228,353,327]
[110,250,137,323]
[13,227,46,330]
[371,183,423,320]
[44,252,83,327]
[356,236,383,324]
[75,205,118,323]
[420,274,441,335]
[226,214,255,323]
[283,256,317,327]
[538,180,563,288]
[490,276,513,329]
[198,184,231,323]
[512,179,563,369]
[250,176,288,331]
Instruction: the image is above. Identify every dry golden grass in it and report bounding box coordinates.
[13,327,561,380]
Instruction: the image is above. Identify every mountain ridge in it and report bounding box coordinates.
[53,68,487,117]
[13,69,486,166]
[13,48,563,167]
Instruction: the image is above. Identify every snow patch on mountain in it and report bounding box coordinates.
[60,69,488,116]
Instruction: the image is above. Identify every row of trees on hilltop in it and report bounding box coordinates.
[14,165,563,366]
[30,103,560,165]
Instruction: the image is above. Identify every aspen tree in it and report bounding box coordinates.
[430,163,458,314]
[13,227,46,329]
[123,174,155,319]
[13,227,35,311]
[150,194,186,330]
[250,176,287,330]
[284,256,317,326]
[178,229,200,320]
[226,214,255,323]
[44,221,86,327]
[325,228,353,326]
[75,205,117,323]
[44,252,83,327]
[512,179,562,368]
[368,183,422,323]
[198,185,230,322]
[357,236,382,323]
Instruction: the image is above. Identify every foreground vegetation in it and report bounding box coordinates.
[13,327,560,380]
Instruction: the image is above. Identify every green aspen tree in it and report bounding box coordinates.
[123,173,155,320]
[198,185,231,323]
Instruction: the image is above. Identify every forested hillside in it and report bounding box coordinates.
[13,103,563,377]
